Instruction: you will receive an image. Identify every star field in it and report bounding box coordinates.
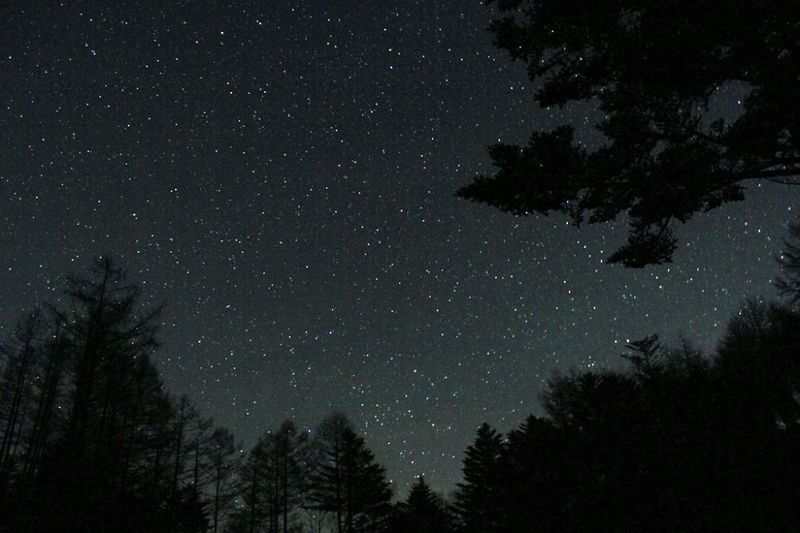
[1,1,797,494]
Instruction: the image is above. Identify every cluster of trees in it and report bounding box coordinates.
[448,218,800,532]
[220,413,451,533]
[226,414,394,533]
[0,258,235,531]
[2,233,799,531]
[2,246,800,533]
[454,2,800,526]
[455,307,800,531]
[452,3,800,522]
[0,258,410,533]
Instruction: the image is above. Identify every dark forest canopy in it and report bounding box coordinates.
[458,0,800,267]
[2,234,800,531]
[456,301,800,532]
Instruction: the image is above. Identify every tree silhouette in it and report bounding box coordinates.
[18,326,69,489]
[238,436,269,533]
[307,413,392,532]
[24,258,175,531]
[456,291,799,532]
[0,257,221,532]
[495,415,566,532]
[453,423,504,532]
[305,413,351,532]
[4,256,800,531]
[0,309,42,489]
[711,299,800,530]
[271,420,310,533]
[776,216,800,308]
[240,419,309,533]
[392,476,452,533]
[543,370,645,531]
[206,427,240,533]
[458,1,800,267]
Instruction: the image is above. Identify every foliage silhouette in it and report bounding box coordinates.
[306,414,393,533]
[0,258,212,532]
[391,476,451,533]
[3,252,800,532]
[776,216,800,308]
[452,423,504,532]
[451,299,800,532]
[458,1,800,266]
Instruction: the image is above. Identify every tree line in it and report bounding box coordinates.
[0,259,398,532]
[448,219,800,532]
[2,217,800,532]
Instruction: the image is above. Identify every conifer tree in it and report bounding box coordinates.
[207,427,240,533]
[0,258,222,532]
[393,476,451,533]
[0,309,42,489]
[307,413,392,532]
[453,423,503,533]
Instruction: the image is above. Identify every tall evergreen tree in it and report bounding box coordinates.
[393,476,451,533]
[270,419,310,533]
[237,421,308,533]
[238,439,267,533]
[207,427,240,533]
[0,258,230,532]
[1,258,206,532]
[19,328,69,487]
[54,257,162,457]
[453,423,503,533]
[305,413,351,532]
[496,415,566,532]
[307,413,392,532]
[0,309,42,490]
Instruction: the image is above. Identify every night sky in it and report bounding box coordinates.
[1,1,796,495]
